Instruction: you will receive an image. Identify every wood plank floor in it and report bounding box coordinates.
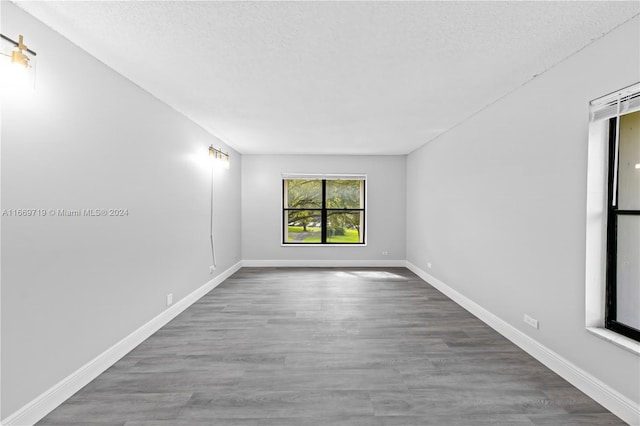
[38,267,624,425]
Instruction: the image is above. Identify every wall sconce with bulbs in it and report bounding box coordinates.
[209,145,230,169]
[1,34,36,67]
[0,33,37,91]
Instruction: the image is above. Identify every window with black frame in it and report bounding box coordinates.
[283,176,365,245]
[605,109,640,342]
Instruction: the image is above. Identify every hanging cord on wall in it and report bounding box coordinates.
[210,158,217,270]
[612,93,622,207]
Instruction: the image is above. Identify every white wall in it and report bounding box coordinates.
[407,15,639,407]
[1,2,241,418]
[242,155,406,264]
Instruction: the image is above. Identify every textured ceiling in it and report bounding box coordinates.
[14,1,640,155]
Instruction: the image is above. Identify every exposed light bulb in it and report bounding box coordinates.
[0,57,30,96]
[11,50,29,68]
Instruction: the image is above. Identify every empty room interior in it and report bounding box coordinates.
[1,1,640,425]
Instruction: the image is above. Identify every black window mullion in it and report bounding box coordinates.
[609,320,640,341]
[321,179,327,243]
[605,117,618,329]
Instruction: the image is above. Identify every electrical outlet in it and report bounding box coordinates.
[382,251,388,256]
[166,293,173,307]
[523,314,538,329]
[209,265,216,274]
[427,262,432,269]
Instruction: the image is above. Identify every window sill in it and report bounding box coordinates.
[586,327,640,355]
[281,243,367,247]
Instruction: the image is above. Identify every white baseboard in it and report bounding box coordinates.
[242,259,406,267]
[1,261,242,426]
[405,261,640,426]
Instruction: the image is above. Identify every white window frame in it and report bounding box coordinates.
[585,82,640,354]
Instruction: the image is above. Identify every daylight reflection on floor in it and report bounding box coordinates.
[333,270,408,280]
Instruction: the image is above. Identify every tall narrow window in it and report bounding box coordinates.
[606,109,640,342]
[283,175,366,245]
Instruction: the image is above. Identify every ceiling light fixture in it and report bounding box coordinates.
[1,34,36,69]
[209,145,230,169]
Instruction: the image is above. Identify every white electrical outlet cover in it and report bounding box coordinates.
[523,314,538,329]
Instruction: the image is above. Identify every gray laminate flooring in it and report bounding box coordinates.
[37,267,625,425]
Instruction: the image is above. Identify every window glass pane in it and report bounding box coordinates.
[616,215,640,330]
[618,110,640,210]
[285,180,322,209]
[326,211,363,243]
[326,180,363,209]
[285,210,322,243]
